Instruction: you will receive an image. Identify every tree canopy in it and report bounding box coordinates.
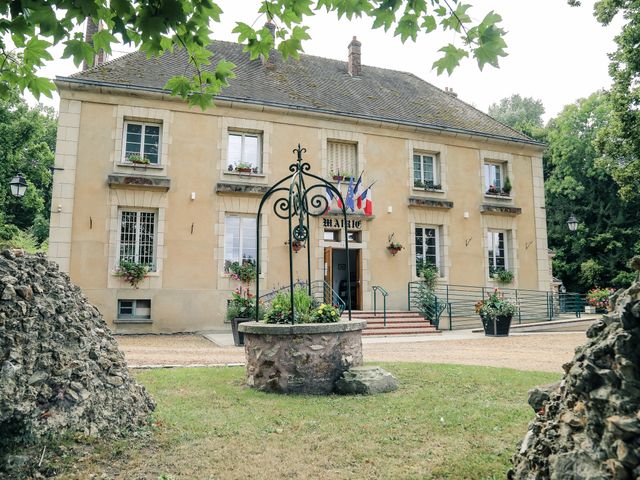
[544,91,639,292]
[578,0,640,205]
[0,91,56,245]
[0,0,508,108]
[487,94,546,140]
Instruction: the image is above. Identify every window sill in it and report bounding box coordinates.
[484,193,512,200]
[114,318,153,324]
[412,187,446,194]
[224,171,266,178]
[118,163,164,170]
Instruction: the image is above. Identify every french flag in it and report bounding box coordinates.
[336,177,343,209]
[325,186,334,213]
[364,188,373,216]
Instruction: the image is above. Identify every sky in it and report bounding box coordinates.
[32,0,621,122]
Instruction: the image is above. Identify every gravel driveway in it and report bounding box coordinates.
[117,331,586,373]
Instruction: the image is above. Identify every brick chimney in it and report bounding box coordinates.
[444,87,458,98]
[348,36,361,76]
[82,18,105,71]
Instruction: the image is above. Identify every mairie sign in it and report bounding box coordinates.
[323,218,362,230]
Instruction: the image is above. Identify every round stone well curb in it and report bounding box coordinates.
[238,319,366,394]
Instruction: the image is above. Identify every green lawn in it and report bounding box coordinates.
[56,364,557,479]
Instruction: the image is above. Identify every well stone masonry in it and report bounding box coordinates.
[509,270,640,479]
[0,250,154,453]
[240,320,366,394]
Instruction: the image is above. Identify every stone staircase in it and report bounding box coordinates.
[342,310,441,336]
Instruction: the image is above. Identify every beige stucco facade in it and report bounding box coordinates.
[49,83,548,333]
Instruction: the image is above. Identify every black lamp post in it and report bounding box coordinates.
[9,173,27,198]
[567,214,578,232]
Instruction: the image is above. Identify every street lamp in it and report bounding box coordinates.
[567,213,578,232]
[9,173,27,198]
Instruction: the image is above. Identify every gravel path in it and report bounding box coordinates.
[117,331,586,373]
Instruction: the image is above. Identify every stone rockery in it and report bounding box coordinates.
[0,250,154,450]
[509,267,640,479]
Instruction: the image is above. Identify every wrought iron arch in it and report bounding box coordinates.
[255,144,352,323]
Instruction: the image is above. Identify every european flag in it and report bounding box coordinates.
[345,176,356,212]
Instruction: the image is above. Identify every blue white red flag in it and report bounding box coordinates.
[345,176,356,212]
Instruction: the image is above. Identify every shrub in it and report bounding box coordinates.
[586,288,615,310]
[312,303,341,323]
[495,269,514,284]
[263,286,321,324]
[419,263,438,291]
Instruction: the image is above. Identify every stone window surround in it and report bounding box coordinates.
[122,120,162,165]
[406,140,448,195]
[409,223,449,282]
[219,117,272,185]
[107,189,167,290]
[481,215,519,287]
[116,208,159,270]
[216,196,269,284]
[112,106,172,174]
[320,129,367,181]
[480,150,514,199]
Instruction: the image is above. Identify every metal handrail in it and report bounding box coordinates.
[310,280,347,314]
[408,281,450,329]
[408,281,587,330]
[371,285,388,327]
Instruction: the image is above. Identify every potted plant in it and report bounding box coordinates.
[414,179,424,188]
[126,153,150,165]
[486,184,501,195]
[227,286,261,346]
[424,181,442,191]
[503,176,512,196]
[115,260,149,288]
[386,233,403,256]
[287,239,304,253]
[235,162,254,173]
[475,288,517,336]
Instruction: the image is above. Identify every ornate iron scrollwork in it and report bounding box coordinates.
[255,144,352,324]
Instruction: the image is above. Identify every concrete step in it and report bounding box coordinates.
[364,322,437,329]
[363,327,441,336]
[346,311,423,319]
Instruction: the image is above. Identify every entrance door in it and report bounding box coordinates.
[328,248,360,310]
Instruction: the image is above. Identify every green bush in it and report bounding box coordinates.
[0,228,45,253]
[227,287,262,320]
[611,270,636,289]
[418,263,438,291]
[312,303,341,323]
[263,286,321,324]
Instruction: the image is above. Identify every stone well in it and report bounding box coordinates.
[238,319,366,394]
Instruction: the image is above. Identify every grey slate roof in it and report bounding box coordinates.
[62,40,539,145]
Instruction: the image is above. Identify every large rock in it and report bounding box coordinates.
[0,250,154,458]
[335,366,398,395]
[509,270,640,479]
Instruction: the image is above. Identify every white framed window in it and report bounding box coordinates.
[228,131,262,172]
[413,153,440,189]
[224,215,257,272]
[328,141,358,179]
[415,226,441,275]
[118,210,157,269]
[117,299,151,320]
[123,121,161,164]
[484,162,504,192]
[487,230,508,275]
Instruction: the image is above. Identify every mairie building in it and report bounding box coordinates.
[48,35,549,333]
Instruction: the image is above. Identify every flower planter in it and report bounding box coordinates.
[387,247,402,256]
[291,242,303,253]
[480,314,513,336]
[236,168,252,174]
[231,317,253,346]
[585,306,597,314]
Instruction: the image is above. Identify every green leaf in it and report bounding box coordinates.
[232,22,256,44]
[421,15,436,33]
[164,75,192,98]
[23,38,53,67]
[214,60,236,84]
[26,76,55,99]
[91,30,118,55]
[432,44,468,75]
[62,39,95,67]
